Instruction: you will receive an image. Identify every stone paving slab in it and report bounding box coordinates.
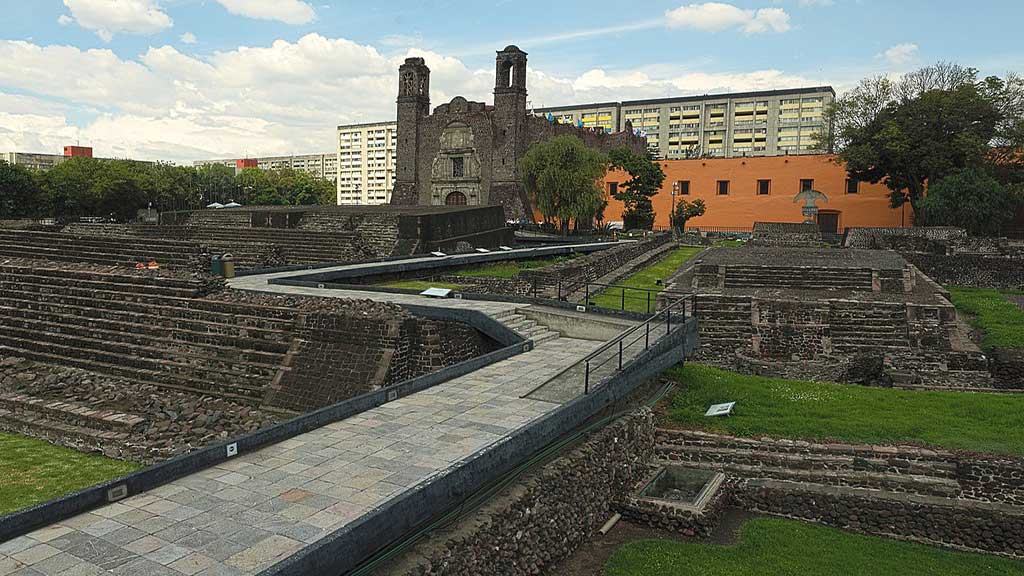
[0,278,603,574]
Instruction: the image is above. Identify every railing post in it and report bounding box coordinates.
[645,321,650,349]
[557,278,561,300]
[621,287,625,311]
[584,361,590,395]
[618,339,623,370]
[667,307,672,333]
[585,284,590,306]
[647,291,651,314]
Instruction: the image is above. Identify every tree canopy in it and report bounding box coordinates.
[672,198,706,232]
[520,135,609,234]
[827,62,1024,226]
[1,158,337,222]
[919,168,1021,236]
[608,147,666,230]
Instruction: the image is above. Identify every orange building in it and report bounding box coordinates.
[602,154,909,232]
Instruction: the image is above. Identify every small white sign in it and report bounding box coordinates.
[430,251,447,257]
[705,402,735,417]
[499,246,513,251]
[576,305,586,312]
[419,287,452,298]
[226,442,238,457]
[475,248,490,253]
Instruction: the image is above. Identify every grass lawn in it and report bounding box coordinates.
[661,364,1024,456]
[947,286,1024,350]
[605,517,1024,576]
[449,255,577,279]
[376,279,467,291]
[590,246,704,312]
[0,432,140,516]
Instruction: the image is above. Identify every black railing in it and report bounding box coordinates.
[580,295,691,394]
[580,282,690,314]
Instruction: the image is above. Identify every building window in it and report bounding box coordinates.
[846,178,859,194]
[757,179,770,196]
[452,157,464,178]
[674,180,690,196]
[800,178,814,192]
[608,182,618,196]
[717,180,730,196]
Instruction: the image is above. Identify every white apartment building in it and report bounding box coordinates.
[336,121,397,205]
[534,86,835,160]
[193,154,337,184]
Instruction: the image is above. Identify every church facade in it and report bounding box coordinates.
[389,46,647,220]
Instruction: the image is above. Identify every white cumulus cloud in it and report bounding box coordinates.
[665,2,791,34]
[214,0,316,25]
[61,0,173,42]
[0,34,828,165]
[180,32,197,44]
[881,43,919,65]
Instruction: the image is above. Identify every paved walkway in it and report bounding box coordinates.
[0,272,618,575]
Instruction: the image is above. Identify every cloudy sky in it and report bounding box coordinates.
[2,1,1021,164]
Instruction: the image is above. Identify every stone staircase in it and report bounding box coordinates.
[0,265,296,404]
[656,429,963,499]
[828,301,911,353]
[723,265,873,291]
[694,295,753,351]
[495,309,560,345]
[0,229,202,269]
[0,392,144,448]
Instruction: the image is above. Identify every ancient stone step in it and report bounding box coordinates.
[0,345,264,404]
[0,393,144,434]
[0,407,131,447]
[0,276,198,299]
[0,308,288,363]
[0,291,296,336]
[0,334,275,402]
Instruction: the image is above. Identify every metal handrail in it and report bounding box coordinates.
[582,282,691,314]
[580,295,691,394]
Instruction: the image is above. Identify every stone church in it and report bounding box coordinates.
[389,46,647,220]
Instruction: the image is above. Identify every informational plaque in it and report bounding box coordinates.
[419,287,453,298]
[704,402,735,417]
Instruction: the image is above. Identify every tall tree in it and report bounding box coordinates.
[520,135,609,234]
[0,161,45,219]
[839,82,1002,219]
[671,198,707,233]
[919,168,1021,236]
[607,147,666,230]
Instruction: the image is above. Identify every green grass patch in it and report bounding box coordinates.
[376,280,467,291]
[590,247,703,312]
[662,364,1024,456]
[605,517,1024,576]
[0,432,140,515]
[947,286,1024,350]
[449,255,577,279]
[713,239,746,247]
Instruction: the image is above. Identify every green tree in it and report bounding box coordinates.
[41,157,106,221]
[520,135,609,234]
[0,161,45,219]
[608,147,665,230]
[194,163,237,206]
[919,168,1021,236]
[839,83,1001,220]
[671,198,706,233]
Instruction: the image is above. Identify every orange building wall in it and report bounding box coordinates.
[602,154,909,230]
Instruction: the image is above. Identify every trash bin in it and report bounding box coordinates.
[210,255,223,276]
[222,255,236,279]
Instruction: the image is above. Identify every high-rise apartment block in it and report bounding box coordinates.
[193,154,337,183]
[534,86,835,159]
[336,121,398,205]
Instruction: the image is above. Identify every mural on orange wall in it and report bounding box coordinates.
[600,154,910,231]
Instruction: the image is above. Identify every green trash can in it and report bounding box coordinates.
[210,255,224,276]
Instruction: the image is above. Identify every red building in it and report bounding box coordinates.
[236,158,258,170]
[63,145,93,158]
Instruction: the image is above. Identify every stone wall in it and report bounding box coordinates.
[731,478,1024,556]
[518,235,672,296]
[846,226,968,250]
[902,253,1024,290]
[751,222,822,247]
[992,348,1024,388]
[392,410,655,576]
